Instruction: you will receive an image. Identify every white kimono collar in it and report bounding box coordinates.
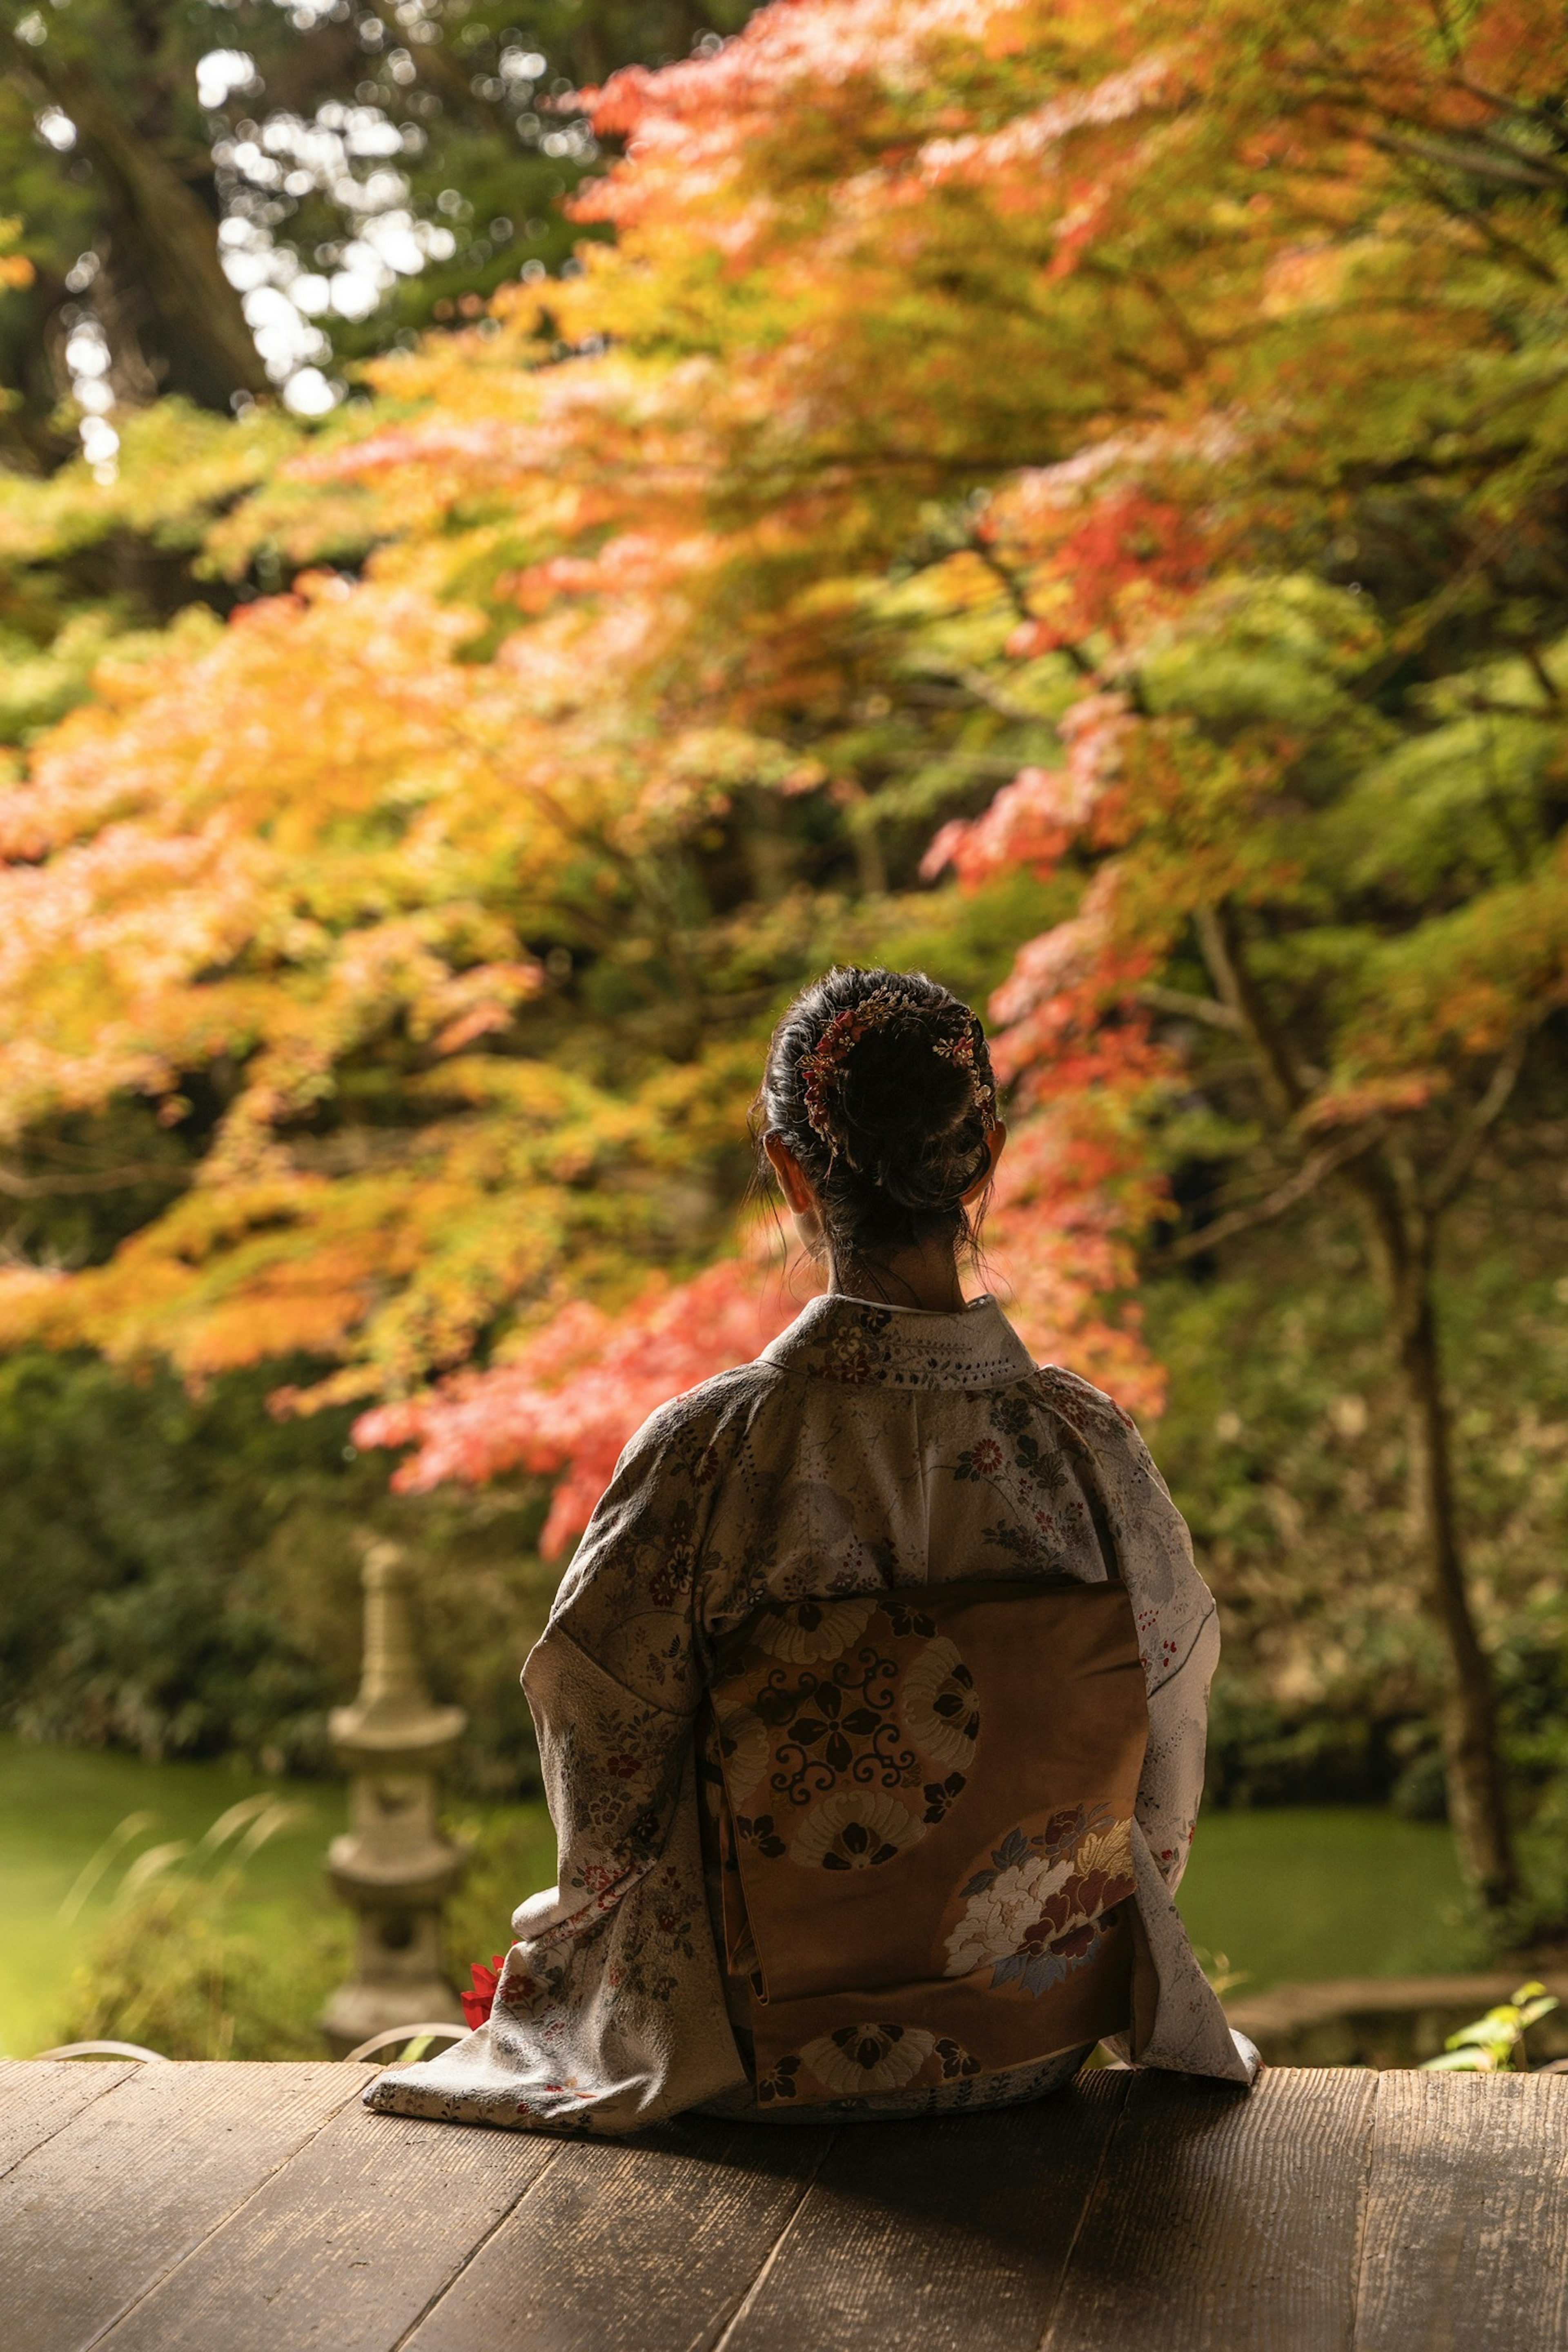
[759,1291,1037,1391]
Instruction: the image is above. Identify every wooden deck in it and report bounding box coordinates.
[3,2059,1564,2351]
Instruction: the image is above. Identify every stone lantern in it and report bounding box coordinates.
[318,1537,470,2056]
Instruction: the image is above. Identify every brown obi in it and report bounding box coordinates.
[699,1578,1149,2108]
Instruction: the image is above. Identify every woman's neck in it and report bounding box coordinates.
[829,1241,969,1314]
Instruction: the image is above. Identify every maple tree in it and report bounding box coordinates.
[0,1,760,766]
[3,0,1568,1902]
[908,2,1568,1905]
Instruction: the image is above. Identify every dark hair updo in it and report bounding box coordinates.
[756,966,1000,1270]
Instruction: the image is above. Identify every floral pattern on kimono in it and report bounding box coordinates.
[365,1293,1255,2135]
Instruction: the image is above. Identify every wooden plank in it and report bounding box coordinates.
[720,2075,1131,2352]
[98,2098,559,2352]
[1042,2066,1377,2352]
[0,2062,137,2183]
[0,2061,359,2352]
[405,2116,837,2352]
[1352,2071,1568,2352]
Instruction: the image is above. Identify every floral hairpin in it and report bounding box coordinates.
[932,1019,999,1136]
[799,990,997,1160]
[799,987,903,1157]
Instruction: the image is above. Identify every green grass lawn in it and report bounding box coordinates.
[1176,1805,1474,1996]
[0,1738,350,2058]
[0,1736,1477,2056]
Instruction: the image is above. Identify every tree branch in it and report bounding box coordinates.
[1192,904,1316,1113]
[1370,127,1566,192]
[1136,982,1247,1036]
[1153,1130,1382,1265]
[1424,1025,1532,1216]
[1376,148,1561,285]
[2,32,266,399]
[0,1161,188,1199]
[964,536,1035,626]
[1522,641,1563,709]
[959,540,1100,680]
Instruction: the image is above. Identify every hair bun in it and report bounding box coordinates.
[757,967,999,1272]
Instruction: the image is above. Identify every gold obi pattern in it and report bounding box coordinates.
[701,1577,1149,2109]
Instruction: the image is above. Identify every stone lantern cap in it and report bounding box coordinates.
[328,1538,467,1773]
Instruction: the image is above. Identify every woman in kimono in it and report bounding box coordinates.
[368,967,1258,2134]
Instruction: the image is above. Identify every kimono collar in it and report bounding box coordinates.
[760,1292,1037,1391]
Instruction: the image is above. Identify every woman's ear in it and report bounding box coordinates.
[764,1131,821,1217]
[961,1121,1007,1204]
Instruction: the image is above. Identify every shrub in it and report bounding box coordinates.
[52,1797,347,2060]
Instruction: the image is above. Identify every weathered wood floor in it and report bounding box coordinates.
[2,2059,1564,2351]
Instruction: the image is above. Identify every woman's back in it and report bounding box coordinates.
[365,970,1255,2137]
[561,1292,1204,1746]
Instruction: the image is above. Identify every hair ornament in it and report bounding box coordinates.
[798,985,903,1160]
[798,987,997,1163]
[931,1019,999,1137]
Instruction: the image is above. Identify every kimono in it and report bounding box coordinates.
[366,1292,1256,2135]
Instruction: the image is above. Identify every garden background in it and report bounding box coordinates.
[2,0,1567,2057]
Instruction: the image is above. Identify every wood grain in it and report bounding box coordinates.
[15,2057,1568,2352]
[0,2062,136,2183]
[96,2092,559,2352]
[405,2116,837,2352]
[720,2075,1130,2352]
[1352,2070,1568,2352]
[0,2061,358,2352]
[1042,2066,1377,2352]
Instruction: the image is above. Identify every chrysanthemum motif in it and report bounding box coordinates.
[944,1845,1072,1980]
[713,1700,768,1804]
[942,1814,1136,1995]
[754,1595,877,1662]
[801,2021,936,2094]
[820,1322,883,1383]
[903,1636,981,1773]
[789,1787,923,1870]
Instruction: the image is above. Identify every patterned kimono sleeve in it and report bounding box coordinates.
[1081,1385,1254,2085]
[365,1379,753,2132]
[1137,1587,1218,1899]
[1089,1402,1217,1894]
[510,1392,723,1949]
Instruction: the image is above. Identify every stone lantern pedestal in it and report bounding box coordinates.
[318,1538,471,2057]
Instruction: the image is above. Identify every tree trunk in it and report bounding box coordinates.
[4,35,266,410]
[1345,1147,1519,1909]
[1194,909,1518,1907]
[1394,1261,1517,1907]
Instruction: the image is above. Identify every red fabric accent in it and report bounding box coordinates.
[461,1953,505,2028]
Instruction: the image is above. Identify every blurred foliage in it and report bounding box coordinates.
[443,1797,555,1972]
[1421,1982,1559,2074]
[1149,1153,1568,1907]
[0,1347,558,1793]
[0,0,754,749]
[50,1792,554,2058]
[51,1793,348,2057]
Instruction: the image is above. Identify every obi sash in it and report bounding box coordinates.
[700,1577,1149,2108]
